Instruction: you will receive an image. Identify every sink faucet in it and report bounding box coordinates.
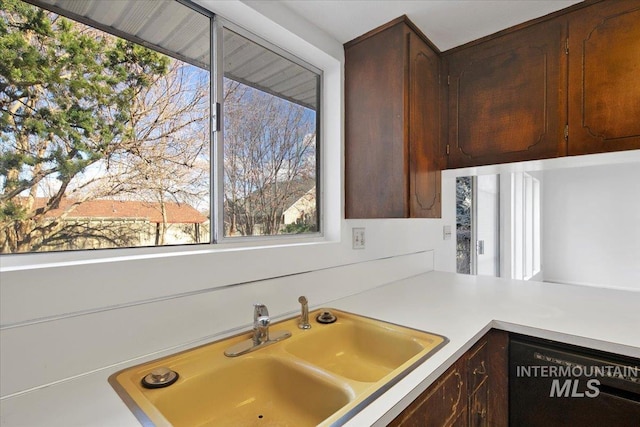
[224,303,292,357]
[298,296,311,329]
[253,303,270,345]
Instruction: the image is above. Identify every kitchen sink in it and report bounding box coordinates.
[147,356,352,426]
[284,312,433,382]
[109,308,447,426]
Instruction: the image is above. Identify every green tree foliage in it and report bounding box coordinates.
[0,0,169,252]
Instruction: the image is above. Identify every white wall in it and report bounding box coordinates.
[0,0,450,399]
[442,151,640,285]
[542,162,640,291]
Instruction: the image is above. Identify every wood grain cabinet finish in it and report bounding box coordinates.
[345,17,442,218]
[446,19,567,168]
[390,329,508,427]
[567,0,640,155]
[444,0,640,168]
[409,31,442,218]
[388,357,467,427]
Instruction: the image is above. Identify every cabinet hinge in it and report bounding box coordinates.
[446,144,450,155]
[565,38,569,55]
[564,124,569,141]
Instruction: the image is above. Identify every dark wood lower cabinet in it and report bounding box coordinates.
[389,357,467,427]
[389,329,508,427]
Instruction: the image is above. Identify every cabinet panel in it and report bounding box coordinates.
[389,358,467,427]
[469,380,489,427]
[409,31,441,218]
[567,0,640,154]
[345,17,442,219]
[467,340,489,394]
[345,23,407,218]
[447,19,567,168]
[486,329,509,427]
[390,329,507,427]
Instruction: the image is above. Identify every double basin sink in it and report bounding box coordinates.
[109,308,447,426]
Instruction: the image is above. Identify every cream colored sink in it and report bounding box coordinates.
[109,308,447,426]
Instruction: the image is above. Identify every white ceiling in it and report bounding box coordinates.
[279,0,582,51]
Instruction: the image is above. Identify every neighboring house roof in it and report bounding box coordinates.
[283,186,316,222]
[280,179,316,212]
[34,198,207,224]
[240,178,316,211]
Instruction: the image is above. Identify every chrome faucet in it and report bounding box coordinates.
[253,303,271,345]
[224,303,291,357]
[298,296,311,329]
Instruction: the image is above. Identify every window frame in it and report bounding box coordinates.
[511,171,541,280]
[212,17,323,244]
[2,0,324,259]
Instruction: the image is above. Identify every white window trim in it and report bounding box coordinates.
[510,172,542,281]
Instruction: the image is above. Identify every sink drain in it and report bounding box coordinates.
[141,367,179,389]
[316,310,337,324]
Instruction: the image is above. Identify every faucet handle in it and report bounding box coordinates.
[254,303,269,320]
[255,316,270,327]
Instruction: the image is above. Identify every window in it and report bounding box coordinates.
[455,174,500,276]
[0,0,321,254]
[511,172,541,280]
[456,176,473,274]
[220,27,319,238]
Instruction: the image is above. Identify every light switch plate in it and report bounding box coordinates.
[352,227,365,249]
[443,225,452,240]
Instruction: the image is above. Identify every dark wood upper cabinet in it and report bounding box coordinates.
[567,0,640,155]
[409,30,442,218]
[446,18,567,168]
[344,1,639,217]
[444,0,640,168]
[345,17,442,218]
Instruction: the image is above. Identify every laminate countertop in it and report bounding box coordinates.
[1,271,638,426]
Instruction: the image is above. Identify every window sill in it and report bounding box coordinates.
[0,233,333,273]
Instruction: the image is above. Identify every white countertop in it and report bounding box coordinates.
[1,271,639,427]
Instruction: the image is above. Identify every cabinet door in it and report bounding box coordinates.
[409,31,442,218]
[567,0,640,155]
[469,380,490,427]
[447,19,567,168]
[486,330,509,426]
[467,330,509,427]
[389,358,467,427]
[345,23,408,218]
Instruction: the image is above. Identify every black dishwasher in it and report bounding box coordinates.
[510,334,640,427]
